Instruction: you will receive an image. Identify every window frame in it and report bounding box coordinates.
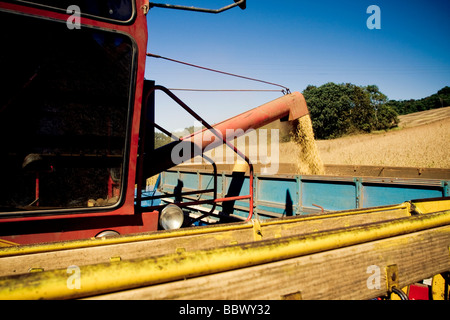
[0,8,139,218]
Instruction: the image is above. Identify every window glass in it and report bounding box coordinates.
[11,0,134,22]
[0,12,134,212]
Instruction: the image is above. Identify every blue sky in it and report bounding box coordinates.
[145,0,450,131]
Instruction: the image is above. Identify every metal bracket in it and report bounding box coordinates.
[281,291,302,300]
[149,0,246,14]
[110,256,122,263]
[386,264,399,292]
[252,219,263,241]
[386,264,409,300]
[141,4,150,15]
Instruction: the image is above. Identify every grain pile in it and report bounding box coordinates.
[293,115,325,175]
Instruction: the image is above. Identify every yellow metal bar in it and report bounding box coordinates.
[0,203,411,278]
[0,203,411,258]
[412,198,450,214]
[0,209,448,300]
[0,239,19,248]
[0,222,250,257]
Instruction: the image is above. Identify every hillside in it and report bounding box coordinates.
[308,106,450,168]
[396,105,450,128]
[193,106,449,170]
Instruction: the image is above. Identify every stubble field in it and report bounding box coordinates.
[280,106,450,169]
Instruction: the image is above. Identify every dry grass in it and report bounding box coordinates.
[397,106,450,128]
[308,107,450,168]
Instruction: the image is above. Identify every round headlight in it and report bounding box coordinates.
[159,204,184,230]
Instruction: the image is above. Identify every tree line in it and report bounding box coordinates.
[386,86,450,115]
[154,125,200,149]
[302,83,449,140]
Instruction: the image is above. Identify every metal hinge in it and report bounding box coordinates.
[386,264,409,300]
[252,219,263,241]
[386,264,399,291]
[141,1,150,15]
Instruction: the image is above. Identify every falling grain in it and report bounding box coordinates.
[293,115,325,175]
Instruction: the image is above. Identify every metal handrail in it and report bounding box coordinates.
[148,0,246,14]
[137,85,254,221]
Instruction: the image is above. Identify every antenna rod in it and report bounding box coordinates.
[149,0,246,14]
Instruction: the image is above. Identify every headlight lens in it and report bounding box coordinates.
[159,204,184,230]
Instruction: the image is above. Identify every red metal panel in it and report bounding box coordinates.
[408,284,430,300]
[0,210,159,245]
[0,1,154,244]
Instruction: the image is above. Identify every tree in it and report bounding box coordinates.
[154,131,172,148]
[386,86,450,115]
[375,104,399,130]
[365,85,388,106]
[364,85,389,129]
[303,82,398,139]
[303,83,353,139]
[437,86,450,95]
[350,84,374,133]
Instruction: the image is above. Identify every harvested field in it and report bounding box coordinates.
[182,107,449,172]
[397,106,450,128]
[281,107,450,169]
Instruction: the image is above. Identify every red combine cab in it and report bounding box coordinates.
[0,0,307,244]
[0,0,155,244]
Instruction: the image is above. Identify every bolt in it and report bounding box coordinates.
[391,273,397,281]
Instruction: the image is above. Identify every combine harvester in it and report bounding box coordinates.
[0,1,448,300]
